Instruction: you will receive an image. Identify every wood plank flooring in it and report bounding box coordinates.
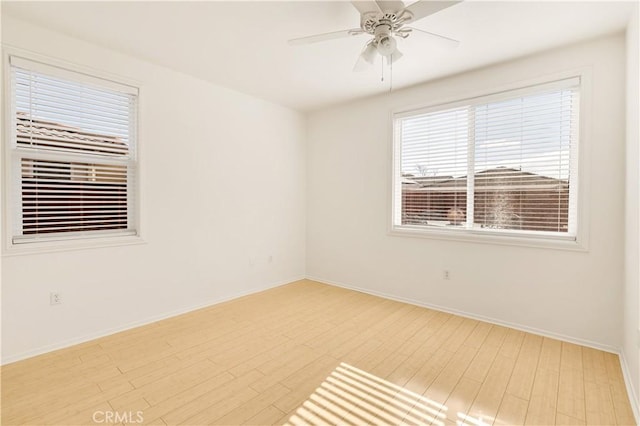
[1,280,636,425]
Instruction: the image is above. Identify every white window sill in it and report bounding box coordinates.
[2,233,146,256]
[389,225,587,252]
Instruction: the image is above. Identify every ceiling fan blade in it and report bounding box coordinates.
[351,0,382,15]
[404,0,461,24]
[406,27,460,48]
[288,29,365,45]
[375,0,406,13]
[354,42,377,71]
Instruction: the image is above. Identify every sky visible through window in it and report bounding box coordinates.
[401,89,574,180]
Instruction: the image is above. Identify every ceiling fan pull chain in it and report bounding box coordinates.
[381,58,384,82]
[390,57,393,92]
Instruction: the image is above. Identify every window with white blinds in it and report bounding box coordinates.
[394,78,580,241]
[8,56,138,244]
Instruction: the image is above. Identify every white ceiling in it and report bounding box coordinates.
[2,1,635,111]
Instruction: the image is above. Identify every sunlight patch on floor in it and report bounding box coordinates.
[456,411,493,426]
[285,362,450,426]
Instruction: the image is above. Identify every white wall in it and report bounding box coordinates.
[307,34,626,350]
[0,1,4,365]
[624,3,640,411]
[0,16,306,363]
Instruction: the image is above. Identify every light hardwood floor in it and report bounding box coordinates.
[1,280,636,426]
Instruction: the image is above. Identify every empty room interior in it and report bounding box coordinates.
[1,0,639,425]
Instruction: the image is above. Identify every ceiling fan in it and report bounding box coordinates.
[289,0,461,71]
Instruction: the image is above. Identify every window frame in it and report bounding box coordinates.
[390,70,591,251]
[2,48,144,255]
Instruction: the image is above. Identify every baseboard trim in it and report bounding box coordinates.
[619,350,640,424]
[306,275,619,354]
[1,275,305,365]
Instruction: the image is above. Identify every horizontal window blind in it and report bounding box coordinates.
[9,57,138,243]
[400,107,468,226]
[396,78,579,239]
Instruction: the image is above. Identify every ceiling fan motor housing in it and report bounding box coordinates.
[361,10,409,35]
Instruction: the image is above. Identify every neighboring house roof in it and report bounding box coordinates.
[403,167,568,192]
[405,175,455,186]
[16,112,128,156]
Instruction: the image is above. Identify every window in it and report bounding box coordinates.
[393,78,580,244]
[7,56,138,246]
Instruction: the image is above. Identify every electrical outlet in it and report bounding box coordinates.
[50,292,61,305]
[443,270,450,280]
[268,255,273,263]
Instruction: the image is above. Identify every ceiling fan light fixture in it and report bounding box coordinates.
[376,34,397,57]
[389,49,403,64]
[362,42,378,64]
